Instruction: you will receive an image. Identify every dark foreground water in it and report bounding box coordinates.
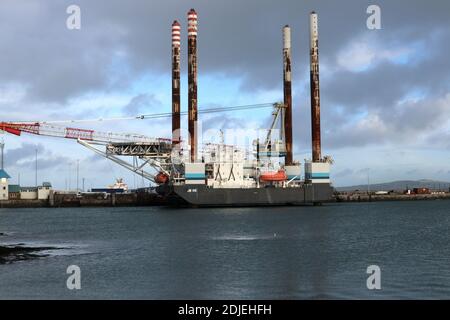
[1,201,449,299]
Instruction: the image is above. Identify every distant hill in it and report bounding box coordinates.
[337,179,450,192]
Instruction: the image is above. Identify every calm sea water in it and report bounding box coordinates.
[1,201,449,299]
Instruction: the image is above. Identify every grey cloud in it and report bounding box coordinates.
[4,143,45,164]
[17,155,71,170]
[424,131,450,150]
[323,29,450,112]
[4,142,72,170]
[86,153,106,163]
[319,93,450,150]
[334,168,354,178]
[122,93,162,115]
[1,0,449,103]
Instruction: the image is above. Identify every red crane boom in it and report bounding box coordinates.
[0,122,168,144]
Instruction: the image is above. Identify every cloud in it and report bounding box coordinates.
[122,93,162,115]
[17,155,71,170]
[0,0,446,105]
[336,34,419,72]
[320,93,450,150]
[4,142,72,170]
[334,168,354,178]
[4,143,45,163]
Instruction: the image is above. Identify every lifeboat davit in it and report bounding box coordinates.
[155,172,169,184]
[260,170,287,182]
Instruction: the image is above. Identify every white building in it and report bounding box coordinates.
[38,182,52,200]
[20,187,38,200]
[20,182,53,200]
[0,169,10,201]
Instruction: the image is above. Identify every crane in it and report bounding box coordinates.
[0,102,276,184]
[0,121,173,183]
[0,121,167,145]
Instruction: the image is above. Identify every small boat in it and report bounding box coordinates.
[260,170,287,182]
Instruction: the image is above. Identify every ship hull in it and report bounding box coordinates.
[157,184,334,207]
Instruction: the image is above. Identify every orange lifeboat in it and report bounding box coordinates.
[260,170,287,182]
[155,172,169,184]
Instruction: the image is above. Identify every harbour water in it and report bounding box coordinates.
[1,201,449,299]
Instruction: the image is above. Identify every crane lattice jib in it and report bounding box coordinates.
[0,122,168,144]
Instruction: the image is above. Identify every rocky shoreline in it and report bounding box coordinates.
[0,244,59,264]
[1,232,60,264]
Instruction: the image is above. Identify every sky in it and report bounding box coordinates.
[1,0,450,188]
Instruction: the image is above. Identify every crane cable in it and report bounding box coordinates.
[12,103,276,125]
